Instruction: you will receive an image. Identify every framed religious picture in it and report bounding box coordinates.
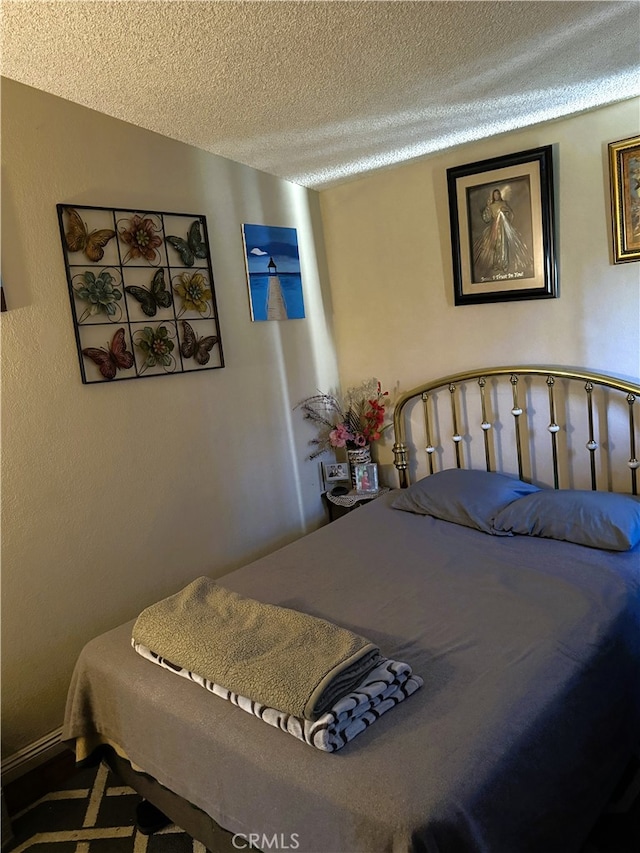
[609,135,640,263]
[446,146,557,305]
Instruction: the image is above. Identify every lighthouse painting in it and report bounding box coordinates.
[242,224,305,321]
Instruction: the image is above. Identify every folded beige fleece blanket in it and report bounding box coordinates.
[132,577,381,720]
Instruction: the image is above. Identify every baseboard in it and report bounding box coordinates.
[1,726,65,785]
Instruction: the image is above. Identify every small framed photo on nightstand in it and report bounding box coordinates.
[322,461,350,486]
[354,463,379,494]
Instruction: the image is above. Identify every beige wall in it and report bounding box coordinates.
[0,79,338,756]
[320,100,640,482]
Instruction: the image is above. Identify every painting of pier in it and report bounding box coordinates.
[242,223,306,321]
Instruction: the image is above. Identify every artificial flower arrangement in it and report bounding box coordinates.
[297,379,391,459]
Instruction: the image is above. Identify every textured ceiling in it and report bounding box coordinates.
[2,1,639,189]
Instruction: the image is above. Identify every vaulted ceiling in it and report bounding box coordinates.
[2,1,639,188]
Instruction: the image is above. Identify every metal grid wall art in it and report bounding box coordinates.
[57,204,224,383]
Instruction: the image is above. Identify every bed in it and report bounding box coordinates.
[63,365,640,853]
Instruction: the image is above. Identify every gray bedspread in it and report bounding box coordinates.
[64,491,640,852]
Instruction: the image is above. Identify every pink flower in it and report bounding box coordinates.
[354,433,367,446]
[329,423,354,448]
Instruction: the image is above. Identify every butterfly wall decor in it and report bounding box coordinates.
[57,204,225,383]
[166,220,208,267]
[125,269,173,317]
[63,207,116,263]
[181,320,219,366]
[82,327,135,381]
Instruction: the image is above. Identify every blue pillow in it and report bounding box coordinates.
[492,489,640,551]
[391,468,541,534]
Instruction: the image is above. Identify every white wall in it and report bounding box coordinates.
[320,100,640,470]
[0,79,338,756]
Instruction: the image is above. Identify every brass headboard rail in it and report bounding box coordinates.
[392,366,640,494]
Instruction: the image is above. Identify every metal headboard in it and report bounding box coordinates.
[392,366,640,495]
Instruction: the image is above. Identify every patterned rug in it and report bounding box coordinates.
[5,757,639,853]
[4,762,208,853]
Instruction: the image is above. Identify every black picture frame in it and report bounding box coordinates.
[446,146,557,305]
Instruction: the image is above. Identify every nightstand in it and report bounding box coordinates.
[323,488,390,522]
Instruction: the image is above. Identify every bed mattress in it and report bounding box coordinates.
[64,491,640,852]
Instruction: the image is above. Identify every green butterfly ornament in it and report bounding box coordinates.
[165,220,208,267]
[125,269,173,317]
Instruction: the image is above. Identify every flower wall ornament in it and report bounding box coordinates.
[296,379,391,459]
[174,271,212,316]
[74,269,123,322]
[134,325,176,372]
[119,214,163,265]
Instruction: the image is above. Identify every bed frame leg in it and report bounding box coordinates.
[136,799,172,835]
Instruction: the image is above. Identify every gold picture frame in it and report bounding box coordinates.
[609,135,640,264]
